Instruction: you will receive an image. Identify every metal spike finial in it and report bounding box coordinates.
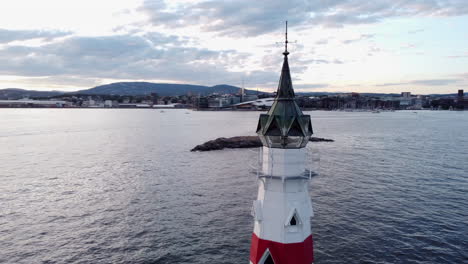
[284,21,289,56]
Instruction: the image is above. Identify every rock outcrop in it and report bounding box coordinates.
[191,136,333,152]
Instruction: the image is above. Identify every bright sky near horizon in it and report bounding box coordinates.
[0,0,467,94]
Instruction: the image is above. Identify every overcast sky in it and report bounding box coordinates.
[0,0,467,94]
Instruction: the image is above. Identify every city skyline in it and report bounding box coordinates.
[0,0,467,94]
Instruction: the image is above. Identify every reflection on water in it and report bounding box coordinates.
[0,109,467,263]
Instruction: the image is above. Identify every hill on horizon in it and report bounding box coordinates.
[0,82,262,99]
[0,82,459,99]
[0,88,64,100]
[75,82,260,96]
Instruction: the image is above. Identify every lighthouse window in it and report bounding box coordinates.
[290,215,297,226]
[286,210,301,227]
[264,254,275,264]
[260,250,275,264]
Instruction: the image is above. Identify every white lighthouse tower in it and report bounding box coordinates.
[250,22,314,264]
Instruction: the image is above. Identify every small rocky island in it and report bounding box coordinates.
[191,136,333,152]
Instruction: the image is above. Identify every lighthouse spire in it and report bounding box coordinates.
[277,21,294,99]
[256,21,312,149]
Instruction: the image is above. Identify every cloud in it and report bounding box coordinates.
[143,32,186,46]
[458,73,468,79]
[140,0,468,36]
[408,29,425,34]
[315,39,329,45]
[140,0,315,36]
[447,52,468,59]
[294,83,329,89]
[400,43,417,49]
[411,79,460,86]
[377,79,461,87]
[308,59,344,64]
[376,82,408,87]
[342,34,375,44]
[0,33,277,87]
[367,46,383,56]
[0,29,71,44]
[18,76,102,88]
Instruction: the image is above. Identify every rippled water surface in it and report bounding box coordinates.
[1,109,467,264]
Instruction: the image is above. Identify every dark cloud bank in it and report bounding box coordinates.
[0,32,276,86]
[1,0,468,89]
[141,0,468,36]
[0,29,71,44]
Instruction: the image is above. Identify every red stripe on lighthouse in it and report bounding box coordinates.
[249,233,314,264]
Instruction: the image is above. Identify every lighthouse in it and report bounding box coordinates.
[250,22,314,264]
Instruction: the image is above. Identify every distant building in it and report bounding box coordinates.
[208,97,228,108]
[0,99,69,108]
[104,100,114,107]
[401,92,411,98]
[152,103,188,109]
[399,98,413,108]
[207,95,243,108]
[231,97,275,110]
[456,89,467,110]
[242,94,259,102]
[150,93,159,104]
[119,103,151,108]
[398,92,414,109]
[195,97,209,109]
[82,99,95,107]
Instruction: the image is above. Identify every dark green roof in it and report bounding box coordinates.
[256,52,313,148]
[276,56,295,98]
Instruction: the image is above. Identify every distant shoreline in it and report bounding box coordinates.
[0,107,465,111]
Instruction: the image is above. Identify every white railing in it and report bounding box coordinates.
[248,146,320,181]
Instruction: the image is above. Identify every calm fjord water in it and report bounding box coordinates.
[0,109,467,264]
